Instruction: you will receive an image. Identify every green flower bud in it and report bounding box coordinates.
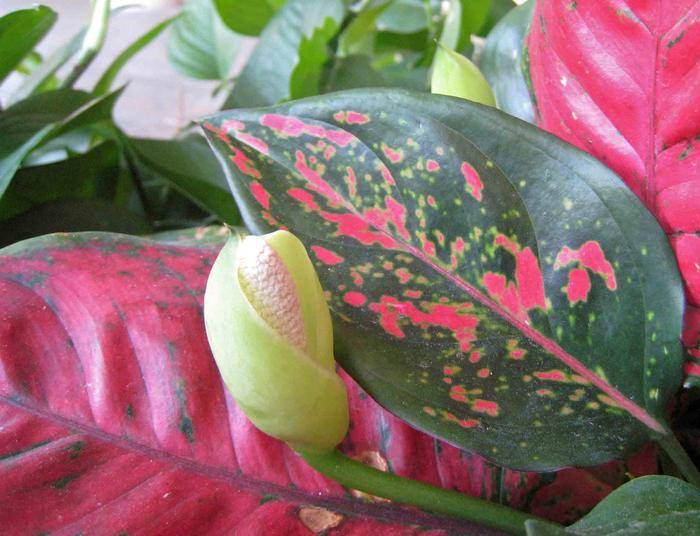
[204,230,349,452]
[431,43,496,107]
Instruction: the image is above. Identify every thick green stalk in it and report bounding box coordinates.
[61,0,110,88]
[658,433,700,488]
[298,448,557,535]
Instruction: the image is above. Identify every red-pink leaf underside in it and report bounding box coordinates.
[1,232,653,532]
[201,90,683,470]
[525,0,700,383]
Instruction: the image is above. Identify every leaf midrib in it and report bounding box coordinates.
[232,115,667,435]
[0,394,495,534]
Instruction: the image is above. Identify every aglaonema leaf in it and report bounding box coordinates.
[524,1,700,386]
[202,89,683,470]
[0,229,590,533]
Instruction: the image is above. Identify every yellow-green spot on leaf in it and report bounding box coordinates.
[647,311,655,321]
[641,246,648,255]
[649,388,659,400]
[595,366,609,382]
[563,198,573,210]
[560,406,574,416]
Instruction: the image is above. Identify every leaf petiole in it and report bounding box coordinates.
[297,448,558,535]
[658,432,700,488]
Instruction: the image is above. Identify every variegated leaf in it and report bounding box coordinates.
[202,90,684,470]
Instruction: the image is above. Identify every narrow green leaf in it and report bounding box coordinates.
[202,89,683,470]
[526,476,700,535]
[128,135,240,224]
[168,0,243,81]
[439,0,463,51]
[94,16,175,95]
[224,0,346,108]
[458,0,491,42]
[431,44,496,105]
[0,6,56,87]
[481,0,535,122]
[213,0,283,36]
[0,88,121,201]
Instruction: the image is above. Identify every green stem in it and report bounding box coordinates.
[298,448,557,535]
[61,0,110,88]
[658,432,700,488]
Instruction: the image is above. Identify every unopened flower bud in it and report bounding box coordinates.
[204,230,349,452]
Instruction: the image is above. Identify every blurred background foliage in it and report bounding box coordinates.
[0,0,520,247]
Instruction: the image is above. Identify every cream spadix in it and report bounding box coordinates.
[204,230,349,452]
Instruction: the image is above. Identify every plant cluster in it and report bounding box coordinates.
[0,1,699,535]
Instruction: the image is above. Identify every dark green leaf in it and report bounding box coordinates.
[128,135,240,224]
[94,16,175,95]
[5,27,86,107]
[213,0,283,36]
[0,142,120,221]
[224,0,346,108]
[202,89,683,470]
[0,199,149,248]
[526,476,700,535]
[0,6,56,87]
[481,0,535,122]
[168,0,243,81]
[0,88,121,199]
[0,90,92,199]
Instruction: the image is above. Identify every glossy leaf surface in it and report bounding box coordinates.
[203,89,683,470]
[525,475,700,535]
[0,230,645,532]
[525,0,700,385]
[481,0,535,122]
[0,6,56,86]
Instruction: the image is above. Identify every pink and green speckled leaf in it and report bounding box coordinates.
[1,230,654,531]
[524,0,700,386]
[202,89,684,471]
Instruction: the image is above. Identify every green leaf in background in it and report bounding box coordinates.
[94,16,175,95]
[337,0,392,58]
[213,0,284,36]
[431,43,496,105]
[0,6,56,87]
[0,142,120,221]
[5,27,86,108]
[168,0,244,81]
[376,0,428,34]
[0,90,91,199]
[289,16,343,99]
[481,0,535,122]
[202,89,684,470]
[0,199,149,248]
[224,0,346,108]
[457,0,491,45]
[128,135,240,224]
[324,55,387,92]
[481,0,517,35]
[526,476,700,535]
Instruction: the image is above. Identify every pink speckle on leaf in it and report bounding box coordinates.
[343,291,367,307]
[311,246,344,265]
[250,181,270,209]
[461,162,484,201]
